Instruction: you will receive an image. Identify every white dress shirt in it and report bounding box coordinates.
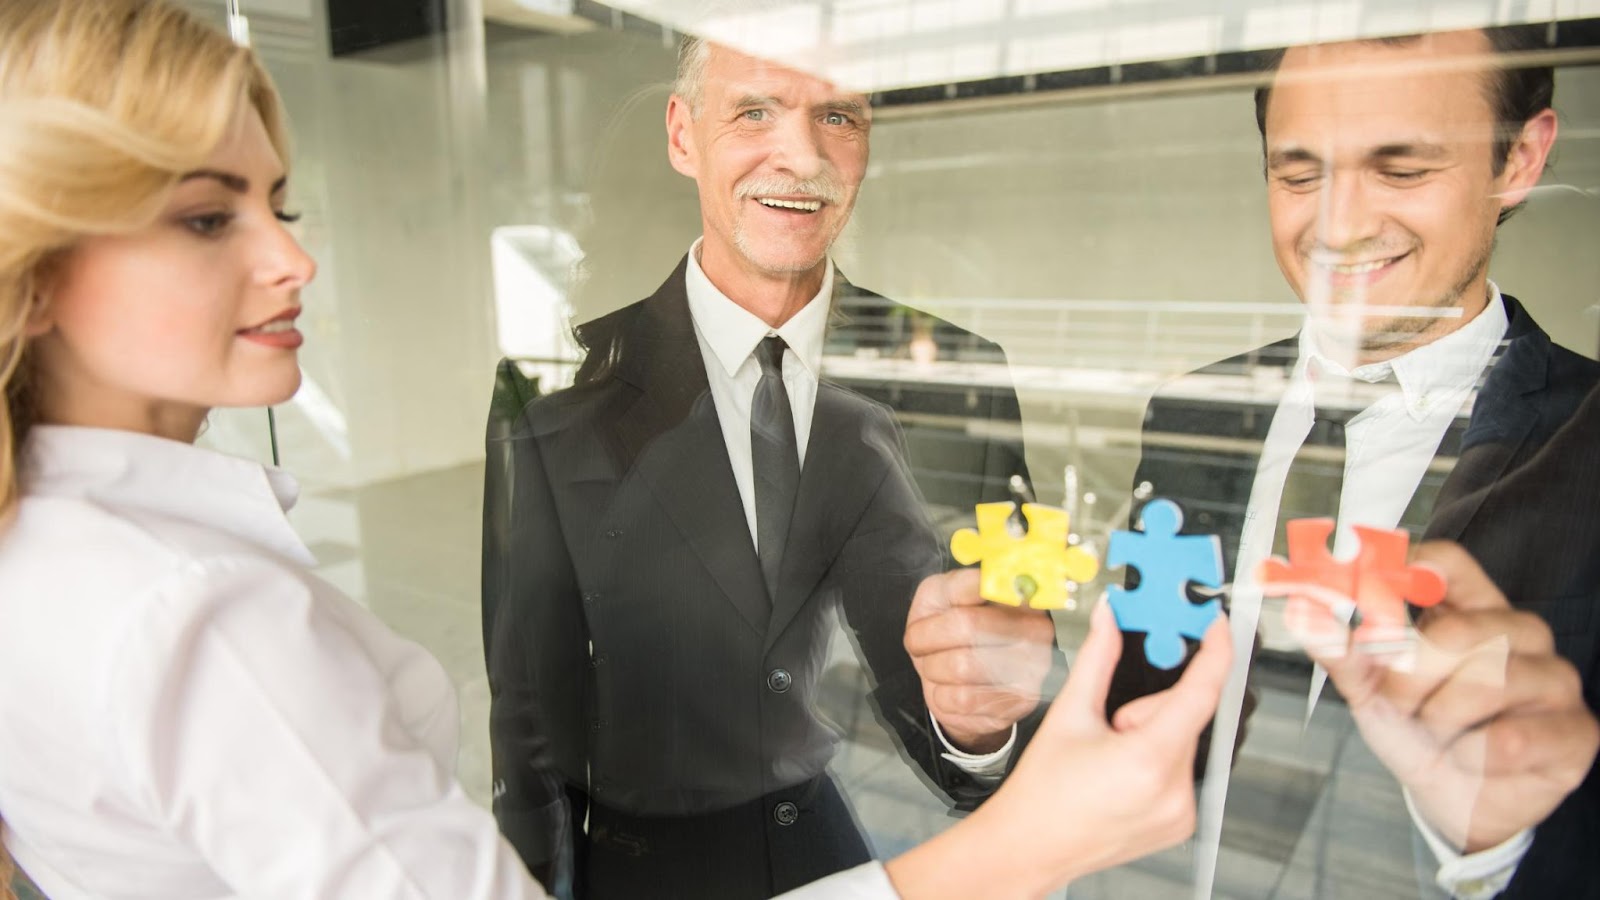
[0,425,902,900]
[1212,286,1528,899]
[683,240,1015,776]
[684,239,832,548]
[1240,287,1508,572]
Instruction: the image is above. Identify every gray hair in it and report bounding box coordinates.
[673,35,712,118]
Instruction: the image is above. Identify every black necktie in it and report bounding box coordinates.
[1273,402,1358,558]
[752,336,799,603]
[1273,368,1412,553]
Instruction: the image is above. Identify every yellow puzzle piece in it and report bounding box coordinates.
[950,502,1101,610]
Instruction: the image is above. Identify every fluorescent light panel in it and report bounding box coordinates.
[600,0,1600,92]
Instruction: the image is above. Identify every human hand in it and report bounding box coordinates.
[1280,541,1599,852]
[905,568,1056,753]
[887,598,1232,899]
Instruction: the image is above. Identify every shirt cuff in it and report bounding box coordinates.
[930,713,1016,778]
[774,862,898,899]
[1403,789,1533,900]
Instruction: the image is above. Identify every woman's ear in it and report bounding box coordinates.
[24,259,62,338]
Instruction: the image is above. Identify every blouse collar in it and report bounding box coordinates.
[22,425,314,567]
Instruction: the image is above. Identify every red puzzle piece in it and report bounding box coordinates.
[1258,519,1446,648]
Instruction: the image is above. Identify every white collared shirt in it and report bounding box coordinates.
[683,240,1015,777]
[1240,286,1508,573]
[1227,285,1527,897]
[684,238,832,551]
[0,426,910,900]
[0,426,545,900]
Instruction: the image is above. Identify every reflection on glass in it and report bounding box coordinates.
[482,35,1060,899]
[86,2,1595,898]
[1086,26,1600,900]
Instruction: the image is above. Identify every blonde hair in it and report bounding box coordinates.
[0,0,287,518]
[0,0,289,890]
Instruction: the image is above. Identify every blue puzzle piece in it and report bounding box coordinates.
[1106,498,1223,669]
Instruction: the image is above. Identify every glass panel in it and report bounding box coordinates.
[12,0,1594,896]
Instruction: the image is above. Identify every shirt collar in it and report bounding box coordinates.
[1299,282,1510,415]
[684,237,832,379]
[21,425,313,566]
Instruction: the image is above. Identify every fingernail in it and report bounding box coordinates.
[1092,593,1114,626]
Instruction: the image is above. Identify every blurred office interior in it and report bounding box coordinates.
[183,1,1599,896]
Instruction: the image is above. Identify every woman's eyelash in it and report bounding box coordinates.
[182,212,234,236]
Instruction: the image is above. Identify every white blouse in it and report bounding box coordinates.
[0,426,896,900]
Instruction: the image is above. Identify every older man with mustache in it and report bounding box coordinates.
[482,38,1052,900]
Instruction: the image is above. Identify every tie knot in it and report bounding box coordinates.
[756,335,787,377]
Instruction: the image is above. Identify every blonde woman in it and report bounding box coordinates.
[0,2,1233,898]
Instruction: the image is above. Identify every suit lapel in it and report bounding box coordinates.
[1426,295,1549,542]
[608,257,707,471]
[635,394,772,635]
[592,261,904,643]
[601,256,771,635]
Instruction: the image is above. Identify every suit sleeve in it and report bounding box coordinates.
[1498,757,1600,898]
[1432,378,1600,899]
[833,404,1020,811]
[968,342,1067,774]
[483,397,587,897]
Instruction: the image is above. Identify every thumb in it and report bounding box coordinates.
[1413,541,1509,614]
[1052,598,1123,728]
[1145,615,1233,742]
[1111,690,1167,732]
[907,569,975,625]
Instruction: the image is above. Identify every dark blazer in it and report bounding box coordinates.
[1423,366,1600,899]
[482,257,1035,899]
[1112,295,1600,897]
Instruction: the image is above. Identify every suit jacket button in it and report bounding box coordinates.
[604,528,623,539]
[767,668,793,693]
[773,801,799,826]
[583,591,600,604]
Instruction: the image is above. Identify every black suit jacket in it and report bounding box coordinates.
[482,257,1037,896]
[1423,355,1600,899]
[1113,295,1600,897]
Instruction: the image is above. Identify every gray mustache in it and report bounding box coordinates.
[735,174,845,206]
